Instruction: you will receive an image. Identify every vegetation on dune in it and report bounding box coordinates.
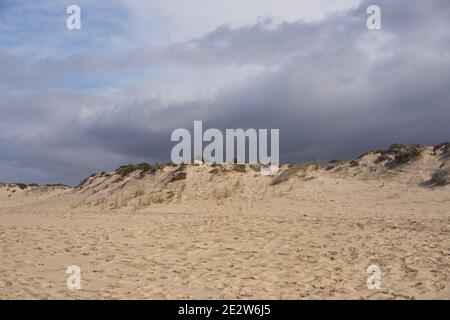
[65,142,450,194]
[326,159,345,171]
[1,182,69,189]
[249,164,261,172]
[116,163,151,177]
[395,144,424,164]
[115,162,176,178]
[15,183,28,190]
[166,163,187,183]
[271,163,319,185]
[433,142,450,156]
[376,144,425,164]
[349,160,359,167]
[75,162,179,188]
[167,171,187,183]
[45,183,71,188]
[176,162,186,171]
[312,161,323,170]
[76,177,90,189]
[289,162,320,172]
[271,167,301,185]
[430,168,450,186]
[232,164,246,173]
[325,159,360,171]
[1,183,28,189]
[209,168,221,174]
[209,163,223,174]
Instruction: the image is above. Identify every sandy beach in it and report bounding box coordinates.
[1,145,449,299]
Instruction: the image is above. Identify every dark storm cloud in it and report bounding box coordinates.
[1,0,450,185]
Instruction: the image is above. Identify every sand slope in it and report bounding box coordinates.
[0,144,449,299]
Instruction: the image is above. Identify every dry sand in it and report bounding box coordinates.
[0,145,449,299]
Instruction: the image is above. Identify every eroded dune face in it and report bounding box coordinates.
[0,144,449,299]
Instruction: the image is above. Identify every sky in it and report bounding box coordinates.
[1,0,449,185]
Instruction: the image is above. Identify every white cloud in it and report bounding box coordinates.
[119,0,361,44]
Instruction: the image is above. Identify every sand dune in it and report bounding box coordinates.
[0,144,449,299]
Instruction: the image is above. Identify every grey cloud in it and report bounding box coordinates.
[1,0,450,185]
